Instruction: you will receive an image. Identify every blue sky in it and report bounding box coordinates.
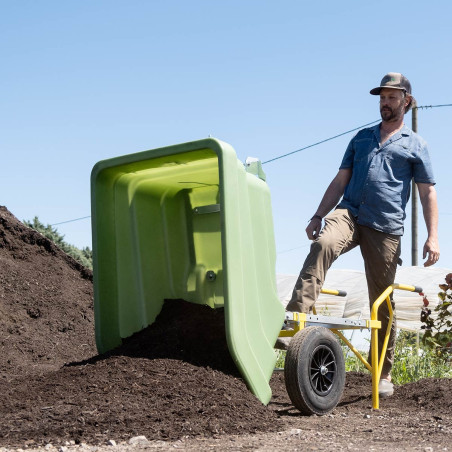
[1,1,451,275]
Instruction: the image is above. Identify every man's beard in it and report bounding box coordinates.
[380,105,404,122]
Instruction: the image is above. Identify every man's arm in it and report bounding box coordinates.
[417,182,440,267]
[306,168,352,240]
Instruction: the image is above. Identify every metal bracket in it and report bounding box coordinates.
[193,204,220,215]
[304,314,369,330]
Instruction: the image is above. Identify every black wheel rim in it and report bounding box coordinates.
[309,344,337,396]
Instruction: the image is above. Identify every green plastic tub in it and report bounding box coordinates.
[91,138,284,404]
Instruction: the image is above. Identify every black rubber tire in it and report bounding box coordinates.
[284,326,345,415]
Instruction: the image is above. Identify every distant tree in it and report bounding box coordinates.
[24,216,93,270]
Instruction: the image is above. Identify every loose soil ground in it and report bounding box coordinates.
[0,206,450,451]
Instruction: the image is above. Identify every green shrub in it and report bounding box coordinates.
[391,330,452,384]
[420,273,452,360]
[24,216,93,270]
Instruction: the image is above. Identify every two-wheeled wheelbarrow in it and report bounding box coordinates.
[90,138,425,413]
[279,283,423,415]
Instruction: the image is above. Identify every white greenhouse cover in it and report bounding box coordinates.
[276,266,451,331]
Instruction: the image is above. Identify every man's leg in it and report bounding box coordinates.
[286,209,359,313]
[359,226,400,379]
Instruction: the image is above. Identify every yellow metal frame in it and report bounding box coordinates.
[280,284,422,410]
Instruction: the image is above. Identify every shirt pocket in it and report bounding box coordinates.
[353,138,374,165]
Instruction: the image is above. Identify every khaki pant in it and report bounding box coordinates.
[286,208,401,376]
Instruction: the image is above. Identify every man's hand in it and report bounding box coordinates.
[306,217,322,240]
[304,169,351,241]
[417,183,439,267]
[423,237,440,267]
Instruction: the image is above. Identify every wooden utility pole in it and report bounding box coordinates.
[411,103,418,266]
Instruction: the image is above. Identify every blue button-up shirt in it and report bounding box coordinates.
[337,123,435,235]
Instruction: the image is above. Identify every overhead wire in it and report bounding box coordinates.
[51,216,91,226]
[262,103,452,165]
[261,119,381,165]
[416,103,452,109]
[49,103,452,226]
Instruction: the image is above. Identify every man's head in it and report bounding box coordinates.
[370,72,415,116]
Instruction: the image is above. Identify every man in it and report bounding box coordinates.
[285,73,439,397]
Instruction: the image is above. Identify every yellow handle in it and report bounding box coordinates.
[321,288,347,297]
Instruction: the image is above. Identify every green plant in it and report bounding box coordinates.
[24,216,93,270]
[420,273,452,359]
[274,349,286,369]
[343,346,368,373]
[391,330,452,384]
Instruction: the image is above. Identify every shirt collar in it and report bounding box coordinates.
[372,122,411,142]
[399,124,411,136]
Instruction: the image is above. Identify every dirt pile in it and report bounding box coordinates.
[0,206,96,380]
[1,300,280,446]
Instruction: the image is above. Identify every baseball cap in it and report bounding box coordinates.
[370,72,412,95]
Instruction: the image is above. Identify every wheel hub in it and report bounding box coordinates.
[309,344,337,396]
